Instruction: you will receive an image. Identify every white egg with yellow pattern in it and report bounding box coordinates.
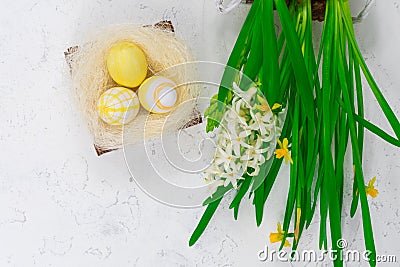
[97,87,140,125]
[138,76,179,114]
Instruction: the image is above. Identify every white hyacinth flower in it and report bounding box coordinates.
[232,82,257,104]
[249,112,274,137]
[220,164,244,189]
[214,142,237,171]
[241,138,268,176]
[204,163,224,181]
[204,82,284,195]
[223,124,252,156]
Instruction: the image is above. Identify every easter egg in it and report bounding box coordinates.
[106,41,148,88]
[138,76,179,114]
[97,87,140,125]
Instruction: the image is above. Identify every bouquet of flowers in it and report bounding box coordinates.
[190,1,400,266]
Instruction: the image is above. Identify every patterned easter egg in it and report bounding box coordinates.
[138,76,179,114]
[106,41,148,88]
[97,87,140,125]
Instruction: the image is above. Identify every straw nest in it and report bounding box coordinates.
[67,24,199,153]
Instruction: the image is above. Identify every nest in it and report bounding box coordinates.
[245,0,326,21]
[65,22,201,155]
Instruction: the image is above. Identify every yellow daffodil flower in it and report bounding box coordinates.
[365,177,379,198]
[275,138,293,164]
[269,222,291,247]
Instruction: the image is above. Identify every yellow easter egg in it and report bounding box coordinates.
[138,76,179,114]
[106,42,148,88]
[97,87,140,125]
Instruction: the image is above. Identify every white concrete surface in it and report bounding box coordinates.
[0,0,399,266]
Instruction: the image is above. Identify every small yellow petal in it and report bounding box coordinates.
[365,177,378,198]
[283,138,289,149]
[269,233,281,244]
[272,103,282,110]
[270,222,292,247]
[277,222,283,233]
[368,176,377,187]
[277,139,283,149]
[274,149,286,160]
[366,188,379,198]
[287,154,293,164]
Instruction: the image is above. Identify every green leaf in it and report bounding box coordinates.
[240,19,263,89]
[251,151,272,192]
[261,0,280,104]
[280,97,300,250]
[202,184,233,206]
[208,0,261,132]
[254,184,265,226]
[337,99,400,147]
[189,198,222,246]
[230,175,252,210]
[336,4,377,263]
[274,0,315,122]
[320,2,343,265]
[340,1,400,142]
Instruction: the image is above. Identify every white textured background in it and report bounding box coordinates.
[0,0,399,266]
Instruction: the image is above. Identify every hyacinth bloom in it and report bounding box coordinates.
[204,83,283,194]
